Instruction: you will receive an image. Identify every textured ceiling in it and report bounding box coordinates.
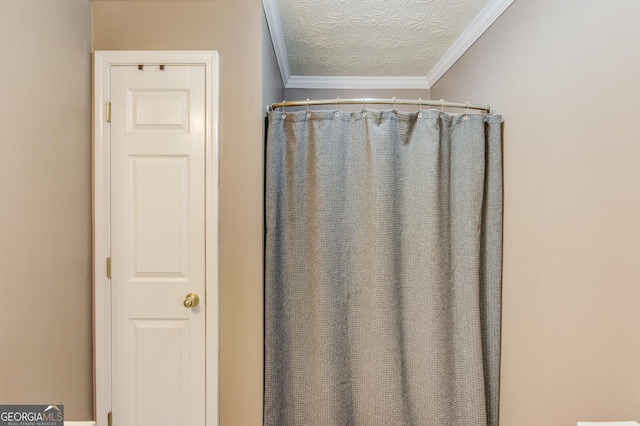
[265,0,514,88]
[276,0,491,77]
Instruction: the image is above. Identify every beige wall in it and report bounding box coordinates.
[0,0,93,420]
[263,9,284,114]
[92,1,264,424]
[432,0,640,424]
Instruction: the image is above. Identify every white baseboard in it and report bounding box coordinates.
[64,422,96,426]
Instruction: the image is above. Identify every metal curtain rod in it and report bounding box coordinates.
[269,98,492,114]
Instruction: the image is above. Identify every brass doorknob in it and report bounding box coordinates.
[183,292,200,308]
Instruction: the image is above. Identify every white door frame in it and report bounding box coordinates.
[93,51,219,426]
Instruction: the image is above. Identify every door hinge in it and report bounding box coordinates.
[106,101,111,122]
[106,257,111,278]
[108,411,112,426]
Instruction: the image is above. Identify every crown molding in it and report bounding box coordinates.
[426,0,515,87]
[286,75,430,90]
[264,0,515,90]
[262,0,291,85]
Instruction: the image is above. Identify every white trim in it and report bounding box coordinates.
[203,51,221,426]
[425,0,516,87]
[262,0,291,87]
[577,423,640,426]
[65,422,96,426]
[263,0,514,90]
[285,75,430,90]
[93,50,220,426]
[93,51,111,426]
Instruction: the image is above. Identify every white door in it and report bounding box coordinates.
[110,64,206,426]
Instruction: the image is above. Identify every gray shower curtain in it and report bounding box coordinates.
[264,108,503,426]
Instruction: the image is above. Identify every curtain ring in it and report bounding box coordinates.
[362,97,367,117]
[418,97,423,117]
[335,97,340,116]
[306,98,311,118]
[282,100,286,118]
[439,99,444,118]
[393,96,397,112]
[464,101,470,120]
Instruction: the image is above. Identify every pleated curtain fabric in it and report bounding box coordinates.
[264,108,503,426]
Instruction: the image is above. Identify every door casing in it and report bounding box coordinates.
[93,50,220,426]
